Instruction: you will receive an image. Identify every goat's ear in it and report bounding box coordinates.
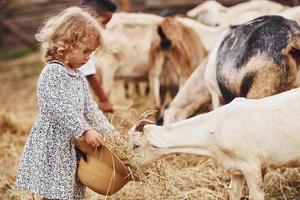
[135,119,155,132]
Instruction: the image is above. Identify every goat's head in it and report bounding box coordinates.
[128,110,168,164]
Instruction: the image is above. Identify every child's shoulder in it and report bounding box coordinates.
[45,60,65,71]
[41,61,67,77]
[76,69,85,77]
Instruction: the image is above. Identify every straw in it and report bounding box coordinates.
[1,111,300,200]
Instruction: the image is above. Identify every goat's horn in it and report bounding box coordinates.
[138,109,158,121]
[135,119,155,132]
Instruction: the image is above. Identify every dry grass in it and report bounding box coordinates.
[0,53,300,200]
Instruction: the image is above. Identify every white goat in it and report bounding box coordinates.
[129,88,300,200]
[94,12,163,96]
[188,0,287,27]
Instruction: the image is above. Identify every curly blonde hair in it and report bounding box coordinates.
[36,7,105,63]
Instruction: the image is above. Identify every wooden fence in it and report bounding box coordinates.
[0,0,79,51]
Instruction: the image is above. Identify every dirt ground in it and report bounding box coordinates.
[0,53,299,200]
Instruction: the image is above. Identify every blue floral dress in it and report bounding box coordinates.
[15,61,114,199]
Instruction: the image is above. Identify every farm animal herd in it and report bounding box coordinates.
[93,0,300,199]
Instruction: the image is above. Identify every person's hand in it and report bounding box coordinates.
[83,129,102,148]
[99,101,114,113]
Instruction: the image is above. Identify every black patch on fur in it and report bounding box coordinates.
[157,26,172,51]
[216,15,300,103]
[217,77,236,104]
[217,16,292,69]
[240,72,256,97]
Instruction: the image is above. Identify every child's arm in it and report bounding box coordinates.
[82,77,114,138]
[38,64,90,138]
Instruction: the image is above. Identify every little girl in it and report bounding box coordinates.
[15,7,114,200]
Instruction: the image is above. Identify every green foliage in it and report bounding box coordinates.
[0,48,34,60]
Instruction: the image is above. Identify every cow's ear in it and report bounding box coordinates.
[135,119,155,132]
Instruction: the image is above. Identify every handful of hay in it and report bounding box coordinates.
[75,109,170,198]
[99,129,168,196]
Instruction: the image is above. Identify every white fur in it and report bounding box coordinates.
[188,0,287,27]
[94,12,163,95]
[130,88,300,200]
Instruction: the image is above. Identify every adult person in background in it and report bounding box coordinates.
[79,0,117,113]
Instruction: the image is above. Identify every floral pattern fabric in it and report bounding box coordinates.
[15,61,113,200]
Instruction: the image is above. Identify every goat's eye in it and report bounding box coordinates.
[133,144,140,150]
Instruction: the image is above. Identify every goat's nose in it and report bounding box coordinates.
[133,144,140,150]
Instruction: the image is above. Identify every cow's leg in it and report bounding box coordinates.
[228,174,244,200]
[242,165,264,200]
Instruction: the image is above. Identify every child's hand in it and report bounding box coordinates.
[83,129,102,148]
